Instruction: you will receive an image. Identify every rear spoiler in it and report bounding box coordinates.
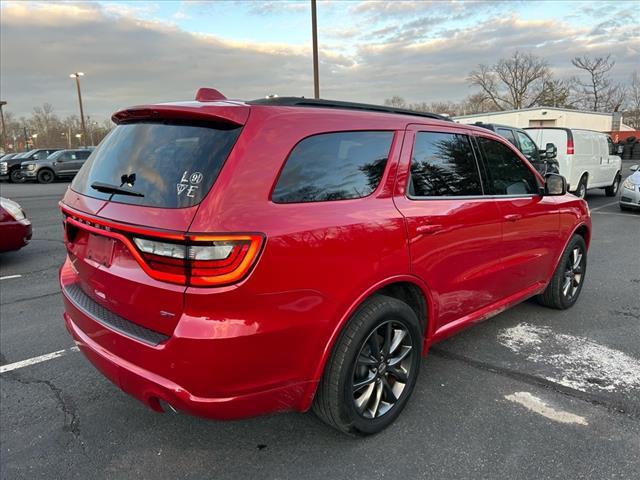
[111,103,249,127]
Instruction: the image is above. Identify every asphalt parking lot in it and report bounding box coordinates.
[1,168,639,480]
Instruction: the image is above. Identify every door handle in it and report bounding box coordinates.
[416,224,443,235]
[504,214,522,222]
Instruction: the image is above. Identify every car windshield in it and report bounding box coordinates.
[13,150,36,159]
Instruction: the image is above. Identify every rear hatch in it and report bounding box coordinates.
[61,103,249,336]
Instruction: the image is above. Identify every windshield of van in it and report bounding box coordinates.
[71,121,242,208]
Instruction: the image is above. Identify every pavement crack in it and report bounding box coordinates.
[1,291,60,306]
[3,372,88,456]
[430,346,640,422]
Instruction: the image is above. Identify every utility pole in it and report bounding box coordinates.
[0,100,7,152]
[311,0,320,99]
[70,72,88,146]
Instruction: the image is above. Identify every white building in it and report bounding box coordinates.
[454,107,632,132]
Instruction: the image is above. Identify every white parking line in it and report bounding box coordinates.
[0,275,22,281]
[0,347,79,374]
[589,201,620,212]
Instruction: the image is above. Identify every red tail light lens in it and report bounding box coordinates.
[132,235,263,287]
[61,205,263,288]
[567,137,574,155]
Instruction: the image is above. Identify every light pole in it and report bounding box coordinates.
[311,0,320,99]
[0,100,7,152]
[69,72,88,145]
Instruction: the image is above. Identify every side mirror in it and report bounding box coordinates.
[544,173,567,196]
[617,145,624,155]
[630,164,639,172]
[545,143,557,159]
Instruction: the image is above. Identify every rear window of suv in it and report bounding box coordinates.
[72,121,241,208]
[272,131,394,203]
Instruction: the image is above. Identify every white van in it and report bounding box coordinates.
[526,127,622,199]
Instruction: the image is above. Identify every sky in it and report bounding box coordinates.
[1,0,638,122]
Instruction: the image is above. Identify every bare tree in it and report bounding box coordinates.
[626,71,640,129]
[571,54,624,112]
[468,51,551,110]
[384,96,407,108]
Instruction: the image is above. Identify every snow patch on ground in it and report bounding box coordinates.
[505,391,588,425]
[497,323,640,393]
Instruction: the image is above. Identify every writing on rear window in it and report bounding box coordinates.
[72,122,241,208]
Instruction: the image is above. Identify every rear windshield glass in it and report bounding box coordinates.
[72,122,241,208]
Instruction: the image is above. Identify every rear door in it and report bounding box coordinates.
[393,125,505,331]
[475,135,559,295]
[61,115,245,336]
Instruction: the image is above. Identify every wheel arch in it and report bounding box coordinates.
[299,274,435,411]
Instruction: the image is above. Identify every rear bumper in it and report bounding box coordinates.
[64,311,312,419]
[0,175,9,181]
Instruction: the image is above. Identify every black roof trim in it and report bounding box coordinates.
[247,97,452,122]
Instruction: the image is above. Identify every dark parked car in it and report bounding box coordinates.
[473,122,558,175]
[0,197,32,252]
[0,148,61,182]
[21,148,94,183]
[60,89,590,435]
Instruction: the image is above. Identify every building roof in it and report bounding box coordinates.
[454,106,616,120]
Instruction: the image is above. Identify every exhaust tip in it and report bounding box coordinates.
[157,399,179,414]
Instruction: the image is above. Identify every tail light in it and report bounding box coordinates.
[133,235,262,286]
[567,137,574,155]
[61,206,263,287]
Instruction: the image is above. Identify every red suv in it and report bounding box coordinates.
[59,89,591,435]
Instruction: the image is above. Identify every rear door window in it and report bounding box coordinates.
[72,121,242,208]
[497,128,517,145]
[272,131,393,203]
[409,131,483,197]
[477,137,539,195]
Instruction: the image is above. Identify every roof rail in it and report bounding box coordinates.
[247,97,452,121]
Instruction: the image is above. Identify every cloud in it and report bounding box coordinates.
[0,1,638,120]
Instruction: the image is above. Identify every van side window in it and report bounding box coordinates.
[409,132,482,197]
[477,137,539,196]
[272,131,393,203]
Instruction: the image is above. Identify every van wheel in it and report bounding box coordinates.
[573,175,587,199]
[37,169,55,184]
[313,295,422,435]
[9,169,24,183]
[537,235,587,310]
[605,173,621,197]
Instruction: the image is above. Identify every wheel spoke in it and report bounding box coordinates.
[368,381,383,418]
[562,276,571,296]
[572,251,582,270]
[355,381,376,413]
[357,353,378,366]
[367,332,381,359]
[388,366,408,383]
[381,377,398,403]
[353,372,377,391]
[388,345,412,367]
[389,329,407,355]
[382,322,392,357]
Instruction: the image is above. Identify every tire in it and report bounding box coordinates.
[313,295,422,435]
[573,174,587,199]
[605,173,621,197]
[37,169,55,184]
[9,168,24,183]
[537,235,587,310]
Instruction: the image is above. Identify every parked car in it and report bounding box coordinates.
[472,122,558,175]
[620,164,640,211]
[59,90,591,435]
[526,127,622,199]
[0,148,61,183]
[0,153,19,181]
[0,197,32,252]
[21,148,94,183]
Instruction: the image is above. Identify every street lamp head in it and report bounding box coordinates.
[70,72,85,78]
[75,133,82,138]
[31,133,38,138]
[0,100,6,107]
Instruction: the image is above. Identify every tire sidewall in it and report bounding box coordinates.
[556,236,587,309]
[9,169,24,183]
[575,175,587,199]
[337,298,422,435]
